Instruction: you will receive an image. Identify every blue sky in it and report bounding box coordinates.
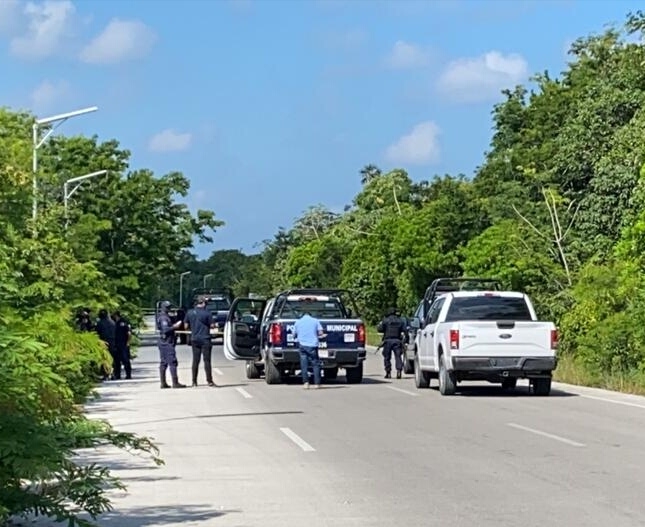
[0,0,640,258]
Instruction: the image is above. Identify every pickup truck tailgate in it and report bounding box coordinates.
[283,319,365,349]
[455,321,555,357]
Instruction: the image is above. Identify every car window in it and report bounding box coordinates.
[414,301,423,319]
[444,296,532,322]
[428,298,445,325]
[206,299,230,311]
[281,299,347,319]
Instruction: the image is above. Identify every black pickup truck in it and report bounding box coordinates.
[222,288,367,384]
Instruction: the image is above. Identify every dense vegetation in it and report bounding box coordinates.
[178,13,645,393]
[0,108,221,525]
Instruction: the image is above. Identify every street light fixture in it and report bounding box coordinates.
[63,170,108,227]
[179,271,191,307]
[203,273,213,288]
[32,106,99,222]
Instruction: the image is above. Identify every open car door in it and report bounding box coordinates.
[223,297,267,361]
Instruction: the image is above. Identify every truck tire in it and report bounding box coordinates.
[265,359,282,384]
[438,355,456,396]
[414,355,431,389]
[403,350,415,374]
[501,378,517,390]
[532,377,551,396]
[246,361,261,379]
[324,367,338,380]
[346,363,363,384]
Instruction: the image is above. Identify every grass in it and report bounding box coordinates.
[366,325,381,347]
[554,353,645,396]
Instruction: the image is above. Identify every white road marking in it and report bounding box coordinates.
[280,427,316,452]
[386,385,419,397]
[235,387,253,399]
[507,423,586,448]
[214,368,224,376]
[580,394,645,410]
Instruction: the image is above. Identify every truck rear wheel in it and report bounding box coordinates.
[265,360,282,384]
[532,377,551,396]
[246,361,261,379]
[414,355,431,389]
[346,363,363,384]
[438,355,456,396]
[324,367,338,380]
[403,350,414,374]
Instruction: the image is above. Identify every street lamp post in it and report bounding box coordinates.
[32,106,99,223]
[179,271,191,307]
[63,170,108,227]
[203,273,213,288]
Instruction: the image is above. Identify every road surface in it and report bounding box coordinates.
[82,343,645,527]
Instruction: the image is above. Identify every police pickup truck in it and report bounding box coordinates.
[413,288,558,396]
[189,288,232,343]
[223,289,367,384]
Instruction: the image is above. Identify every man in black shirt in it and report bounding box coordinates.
[377,307,407,379]
[184,296,215,387]
[96,309,118,380]
[112,311,132,380]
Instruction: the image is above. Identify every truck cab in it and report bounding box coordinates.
[223,289,367,385]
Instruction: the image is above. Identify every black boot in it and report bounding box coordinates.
[385,371,391,379]
[172,377,187,389]
[160,370,170,389]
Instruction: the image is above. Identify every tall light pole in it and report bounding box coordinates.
[203,273,213,288]
[63,170,108,227]
[179,271,191,307]
[32,106,99,222]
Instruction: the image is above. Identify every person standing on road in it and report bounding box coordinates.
[112,310,133,380]
[292,308,325,389]
[96,309,118,381]
[377,307,406,379]
[184,296,216,387]
[157,300,187,389]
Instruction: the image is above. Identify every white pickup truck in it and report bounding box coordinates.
[413,290,558,396]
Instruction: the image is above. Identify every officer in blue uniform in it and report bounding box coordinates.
[377,307,406,379]
[157,300,186,389]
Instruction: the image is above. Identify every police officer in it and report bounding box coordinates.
[377,307,406,379]
[112,310,133,380]
[184,296,215,387]
[157,300,187,389]
[96,309,118,380]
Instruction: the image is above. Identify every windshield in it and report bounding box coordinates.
[205,299,231,311]
[280,299,347,319]
[444,296,533,322]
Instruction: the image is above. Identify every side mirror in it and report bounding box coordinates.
[410,318,420,329]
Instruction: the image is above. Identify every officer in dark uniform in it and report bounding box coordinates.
[76,308,94,332]
[157,300,187,389]
[377,307,407,379]
[184,296,215,387]
[112,310,133,380]
[96,309,118,380]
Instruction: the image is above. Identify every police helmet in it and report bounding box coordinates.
[159,300,172,312]
[386,306,397,316]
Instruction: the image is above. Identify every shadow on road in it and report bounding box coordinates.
[116,410,305,427]
[435,385,579,398]
[99,504,240,525]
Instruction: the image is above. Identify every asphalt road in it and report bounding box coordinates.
[81,343,645,527]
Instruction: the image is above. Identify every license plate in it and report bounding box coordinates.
[318,349,329,358]
[344,333,355,343]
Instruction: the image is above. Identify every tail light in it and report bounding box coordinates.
[357,324,365,343]
[269,323,282,345]
[449,329,459,350]
[551,329,559,350]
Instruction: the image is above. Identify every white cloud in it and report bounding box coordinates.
[30,79,72,111]
[436,51,529,103]
[148,129,192,153]
[80,18,156,64]
[383,40,431,69]
[384,121,441,166]
[9,0,76,59]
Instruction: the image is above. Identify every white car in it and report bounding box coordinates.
[412,290,558,396]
